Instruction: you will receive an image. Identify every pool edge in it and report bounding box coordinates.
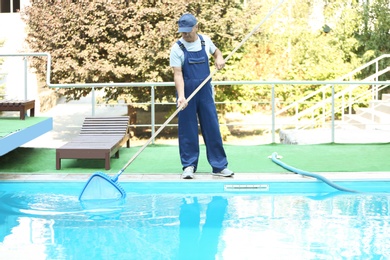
[1,172,390,182]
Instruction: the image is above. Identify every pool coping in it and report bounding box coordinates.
[1,172,389,182]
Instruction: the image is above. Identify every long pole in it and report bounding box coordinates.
[114,0,285,179]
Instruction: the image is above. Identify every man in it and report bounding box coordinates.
[170,13,234,179]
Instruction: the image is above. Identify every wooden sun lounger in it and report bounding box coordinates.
[0,99,35,120]
[56,116,130,170]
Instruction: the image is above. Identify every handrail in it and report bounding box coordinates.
[274,54,390,116]
[1,52,390,143]
[341,54,390,80]
[295,84,390,130]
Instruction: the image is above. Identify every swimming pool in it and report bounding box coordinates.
[1,181,389,259]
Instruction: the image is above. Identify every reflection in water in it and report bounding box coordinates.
[198,196,228,259]
[0,209,18,243]
[179,197,200,260]
[178,196,228,260]
[0,190,389,259]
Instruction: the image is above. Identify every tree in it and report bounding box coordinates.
[22,0,389,126]
[22,0,245,104]
[22,0,254,138]
[217,0,377,115]
[355,0,390,81]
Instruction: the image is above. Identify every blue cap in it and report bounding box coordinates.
[178,14,197,33]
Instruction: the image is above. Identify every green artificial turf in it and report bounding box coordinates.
[0,143,389,174]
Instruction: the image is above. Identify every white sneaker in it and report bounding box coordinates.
[212,168,234,177]
[182,166,195,179]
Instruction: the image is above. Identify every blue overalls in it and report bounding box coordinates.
[177,34,228,173]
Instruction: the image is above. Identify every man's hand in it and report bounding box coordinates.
[213,48,225,70]
[177,96,188,110]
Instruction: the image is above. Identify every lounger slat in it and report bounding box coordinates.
[82,125,127,131]
[81,129,127,132]
[79,133,128,136]
[66,136,126,142]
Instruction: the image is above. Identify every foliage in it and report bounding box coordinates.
[357,0,390,56]
[22,0,245,105]
[22,0,390,119]
[217,0,386,115]
[355,0,390,81]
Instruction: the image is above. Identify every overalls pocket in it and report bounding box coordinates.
[188,57,206,64]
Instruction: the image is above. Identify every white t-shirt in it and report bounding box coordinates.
[169,34,217,68]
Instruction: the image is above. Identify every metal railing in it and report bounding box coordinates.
[1,52,389,143]
[279,66,390,130]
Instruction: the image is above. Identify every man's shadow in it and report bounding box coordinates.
[178,196,228,260]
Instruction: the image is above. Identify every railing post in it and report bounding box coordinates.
[91,87,95,116]
[376,60,379,81]
[295,103,298,129]
[348,88,351,115]
[271,84,275,143]
[24,57,28,100]
[322,88,326,126]
[375,60,379,100]
[331,85,335,143]
[373,84,378,100]
[151,85,155,144]
[341,93,345,122]
[311,110,314,129]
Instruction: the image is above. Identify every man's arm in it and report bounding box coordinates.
[213,48,225,70]
[173,67,188,110]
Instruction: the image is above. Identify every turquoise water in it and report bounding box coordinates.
[0,181,389,259]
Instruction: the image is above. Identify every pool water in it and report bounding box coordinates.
[0,182,389,259]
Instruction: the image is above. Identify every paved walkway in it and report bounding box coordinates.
[21,95,390,148]
[22,96,128,148]
[280,128,390,144]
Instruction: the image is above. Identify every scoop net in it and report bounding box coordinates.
[79,172,126,201]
